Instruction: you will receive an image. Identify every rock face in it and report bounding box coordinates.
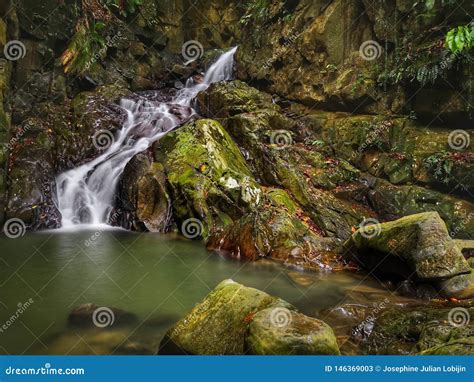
[158,279,339,355]
[345,212,470,281]
[234,0,474,123]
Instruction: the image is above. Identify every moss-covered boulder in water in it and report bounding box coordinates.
[158,279,292,355]
[158,279,339,355]
[345,212,470,280]
[246,308,340,355]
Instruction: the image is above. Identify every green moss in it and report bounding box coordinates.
[159,279,292,355]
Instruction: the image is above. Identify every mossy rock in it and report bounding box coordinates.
[155,118,260,239]
[367,306,474,354]
[368,178,474,239]
[197,80,278,118]
[419,337,474,355]
[345,211,470,280]
[246,307,340,355]
[158,279,293,355]
[207,188,326,264]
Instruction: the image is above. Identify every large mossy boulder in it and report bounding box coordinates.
[345,212,470,281]
[158,279,340,355]
[246,308,340,355]
[154,118,261,239]
[154,117,340,265]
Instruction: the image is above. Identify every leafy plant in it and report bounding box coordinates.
[61,20,107,74]
[423,152,454,184]
[103,0,142,17]
[446,23,474,54]
[240,0,270,26]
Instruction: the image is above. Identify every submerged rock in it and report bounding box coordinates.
[68,303,137,328]
[345,211,470,281]
[158,279,339,355]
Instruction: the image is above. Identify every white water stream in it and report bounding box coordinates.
[56,47,237,227]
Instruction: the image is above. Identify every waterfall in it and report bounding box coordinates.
[56,47,238,228]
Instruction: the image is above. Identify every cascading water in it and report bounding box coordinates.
[56,47,238,228]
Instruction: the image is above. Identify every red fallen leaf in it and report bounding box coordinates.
[449,297,459,302]
[351,226,357,233]
[243,312,255,323]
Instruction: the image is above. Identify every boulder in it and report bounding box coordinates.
[207,188,334,267]
[118,153,172,232]
[345,211,470,281]
[437,273,474,299]
[246,308,340,355]
[154,118,261,239]
[158,279,339,355]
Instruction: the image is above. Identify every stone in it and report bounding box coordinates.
[68,303,137,328]
[367,306,474,355]
[345,211,470,281]
[246,308,340,355]
[158,279,293,355]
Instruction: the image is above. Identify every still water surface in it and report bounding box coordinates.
[0,229,401,355]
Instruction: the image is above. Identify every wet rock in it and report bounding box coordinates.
[118,153,172,232]
[367,306,474,355]
[246,308,340,355]
[55,84,130,171]
[368,178,474,239]
[158,279,293,355]
[345,211,470,281]
[159,279,339,355]
[5,118,61,229]
[437,273,474,300]
[207,188,326,264]
[154,118,261,239]
[68,303,137,328]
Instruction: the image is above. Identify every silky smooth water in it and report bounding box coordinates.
[56,47,238,227]
[0,231,407,355]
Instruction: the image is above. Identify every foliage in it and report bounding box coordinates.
[423,152,454,184]
[61,20,107,74]
[102,0,142,17]
[240,0,270,26]
[61,0,141,75]
[445,23,474,54]
[379,41,458,86]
